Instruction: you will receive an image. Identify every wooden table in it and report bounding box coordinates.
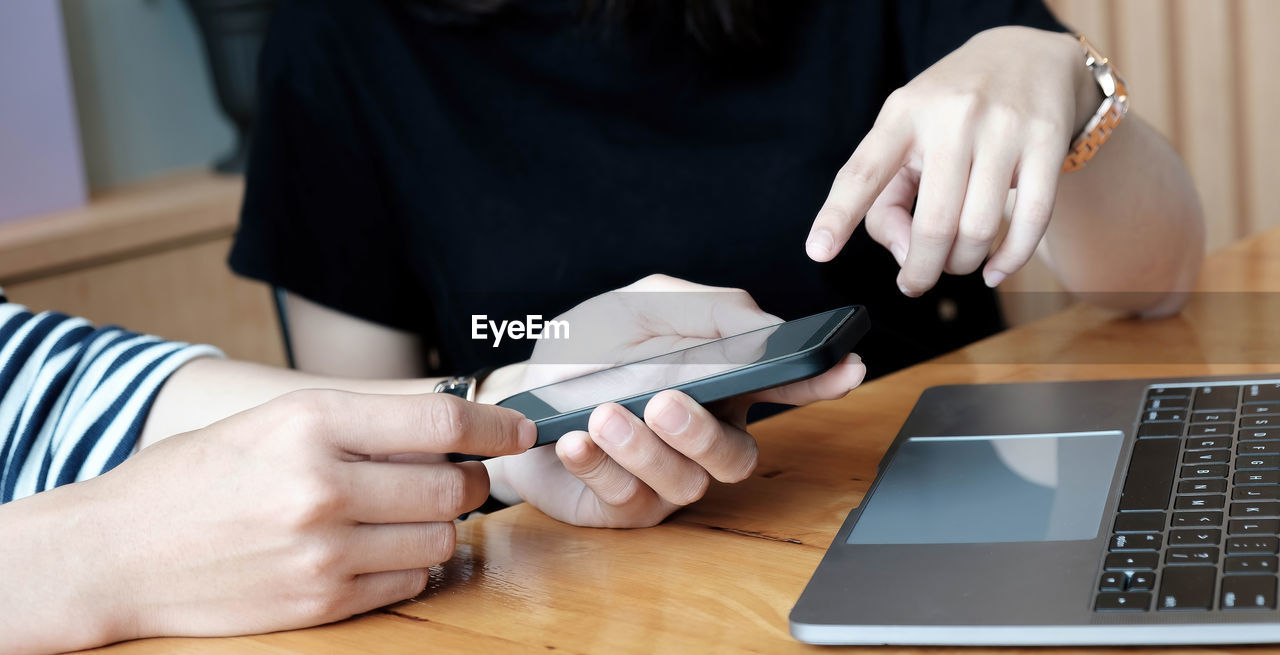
[94,228,1280,654]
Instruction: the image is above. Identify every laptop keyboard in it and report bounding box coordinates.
[1095,382,1280,612]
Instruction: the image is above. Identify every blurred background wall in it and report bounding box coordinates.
[1047,0,1280,251]
[60,0,233,191]
[999,0,1280,321]
[0,0,276,364]
[0,1,85,222]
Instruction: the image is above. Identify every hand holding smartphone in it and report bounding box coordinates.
[453,306,868,459]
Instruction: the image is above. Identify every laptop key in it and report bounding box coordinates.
[1169,528,1221,545]
[1244,384,1280,405]
[1221,576,1277,609]
[1137,423,1182,439]
[1173,511,1222,527]
[1183,450,1228,464]
[1105,552,1158,570]
[1187,436,1231,451]
[1179,480,1227,494]
[1128,571,1156,591]
[1240,428,1280,441]
[1244,417,1278,428]
[1147,398,1190,412]
[1157,566,1216,610]
[1225,556,1278,574]
[1227,537,1280,554]
[1194,386,1240,411]
[1231,502,1280,517]
[1188,423,1234,437]
[1239,441,1280,455]
[1244,405,1280,417]
[1120,439,1180,511]
[1236,455,1280,470]
[1182,464,1228,479]
[1096,592,1151,611]
[1150,386,1193,399]
[1235,471,1280,485]
[1175,495,1225,510]
[1193,411,1235,424]
[1235,487,1280,501]
[1114,512,1166,533]
[1099,571,1127,591]
[1110,533,1161,551]
[1229,519,1280,536]
[1165,547,1219,565]
[1144,410,1186,423]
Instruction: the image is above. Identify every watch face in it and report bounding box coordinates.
[1094,62,1123,98]
[435,376,473,399]
[1077,33,1106,66]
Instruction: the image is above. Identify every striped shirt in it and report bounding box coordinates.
[0,289,222,504]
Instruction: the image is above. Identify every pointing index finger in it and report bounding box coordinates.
[807,118,913,262]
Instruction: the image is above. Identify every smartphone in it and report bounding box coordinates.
[481,305,868,454]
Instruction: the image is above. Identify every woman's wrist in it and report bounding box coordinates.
[0,478,140,652]
[475,362,528,405]
[1059,31,1105,136]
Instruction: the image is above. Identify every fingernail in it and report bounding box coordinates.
[518,418,537,449]
[562,435,589,462]
[597,411,634,446]
[652,397,691,435]
[806,229,834,260]
[896,276,919,298]
[889,241,906,265]
[844,354,866,390]
[984,269,1007,288]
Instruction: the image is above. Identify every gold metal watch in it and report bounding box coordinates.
[1062,34,1129,173]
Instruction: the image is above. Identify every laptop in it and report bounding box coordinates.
[790,375,1280,646]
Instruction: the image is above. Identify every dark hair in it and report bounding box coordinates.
[413,0,775,51]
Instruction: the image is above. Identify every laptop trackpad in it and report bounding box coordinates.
[848,432,1124,545]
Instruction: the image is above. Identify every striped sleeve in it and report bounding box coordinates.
[0,290,224,503]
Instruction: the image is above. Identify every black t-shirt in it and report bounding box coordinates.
[230,0,1065,377]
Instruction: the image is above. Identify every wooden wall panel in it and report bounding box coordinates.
[1111,0,1177,143]
[1241,0,1280,234]
[1173,0,1242,252]
[7,237,287,367]
[1045,0,1113,49]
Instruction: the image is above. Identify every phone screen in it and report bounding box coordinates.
[499,307,853,418]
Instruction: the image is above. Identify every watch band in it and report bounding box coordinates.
[1062,34,1129,173]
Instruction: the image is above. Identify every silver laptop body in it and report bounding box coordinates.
[791,374,1280,646]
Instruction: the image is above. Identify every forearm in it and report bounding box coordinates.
[141,356,535,450]
[1043,112,1206,315]
[139,358,443,448]
[0,479,129,653]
